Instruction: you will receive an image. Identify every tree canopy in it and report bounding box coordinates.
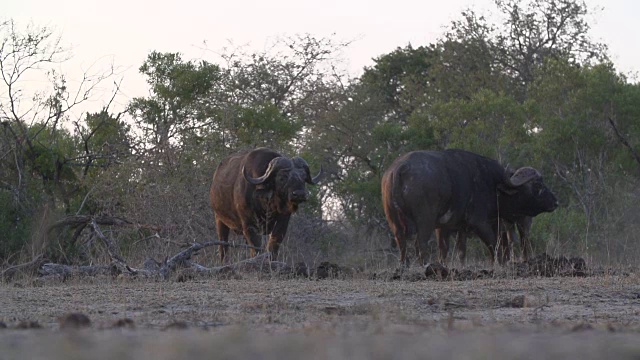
[2,0,639,265]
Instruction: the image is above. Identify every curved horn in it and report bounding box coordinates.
[310,165,323,185]
[506,167,541,187]
[243,157,292,185]
[292,157,323,185]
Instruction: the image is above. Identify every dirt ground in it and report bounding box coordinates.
[1,270,640,359]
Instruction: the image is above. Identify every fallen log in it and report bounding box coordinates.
[158,241,290,278]
[157,241,264,276]
[1,254,48,281]
[36,254,291,280]
[211,252,291,274]
[39,263,114,277]
[34,215,294,280]
[37,244,291,280]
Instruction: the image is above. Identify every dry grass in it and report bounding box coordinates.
[1,271,640,359]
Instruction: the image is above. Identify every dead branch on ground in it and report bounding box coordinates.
[1,254,48,281]
[34,215,291,280]
[38,263,114,278]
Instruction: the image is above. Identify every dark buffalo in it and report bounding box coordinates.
[210,148,322,262]
[381,149,557,265]
[436,215,533,264]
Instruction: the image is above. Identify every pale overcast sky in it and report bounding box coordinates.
[4,0,639,114]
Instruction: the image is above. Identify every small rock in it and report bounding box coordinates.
[570,257,586,271]
[176,272,194,282]
[16,321,42,329]
[58,313,92,329]
[315,262,342,279]
[425,263,449,279]
[571,322,593,332]
[505,295,527,308]
[294,262,310,278]
[111,318,135,329]
[323,306,345,315]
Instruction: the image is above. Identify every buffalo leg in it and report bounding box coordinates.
[241,223,263,258]
[435,228,449,264]
[496,232,511,263]
[390,228,409,267]
[216,219,230,263]
[520,228,530,260]
[388,221,409,267]
[454,231,467,265]
[518,217,533,260]
[437,229,467,265]
[505,227,518,263]
[414,214,436,265]
[393,234,408,267]
[474,224,499,264]
[266,216,291,261]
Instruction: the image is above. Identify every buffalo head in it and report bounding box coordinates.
[243,155,322,208]
[498,167,558,217]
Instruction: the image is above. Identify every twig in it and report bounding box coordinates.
[75,186,95,216]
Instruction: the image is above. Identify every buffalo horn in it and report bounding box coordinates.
[292,157,323,185]
[243,157,292,185]
[507,167,541,187]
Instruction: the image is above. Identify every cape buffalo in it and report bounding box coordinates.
[381,149,557,266]
[210,148,322,262]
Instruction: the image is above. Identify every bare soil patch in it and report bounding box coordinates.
[1,268,639,359]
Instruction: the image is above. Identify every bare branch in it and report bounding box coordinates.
[89,218,129,272]
[608,116,640,174]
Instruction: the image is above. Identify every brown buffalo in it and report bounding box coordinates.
[381,149,557,266]
[210,148,322,262]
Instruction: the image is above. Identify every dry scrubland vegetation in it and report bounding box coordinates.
[3,0,640,357]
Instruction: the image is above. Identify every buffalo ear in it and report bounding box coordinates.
[497,183,518,195]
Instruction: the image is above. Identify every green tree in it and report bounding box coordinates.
[0,20,122,260]
[528,60,640,231]
[128,52,221,160]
